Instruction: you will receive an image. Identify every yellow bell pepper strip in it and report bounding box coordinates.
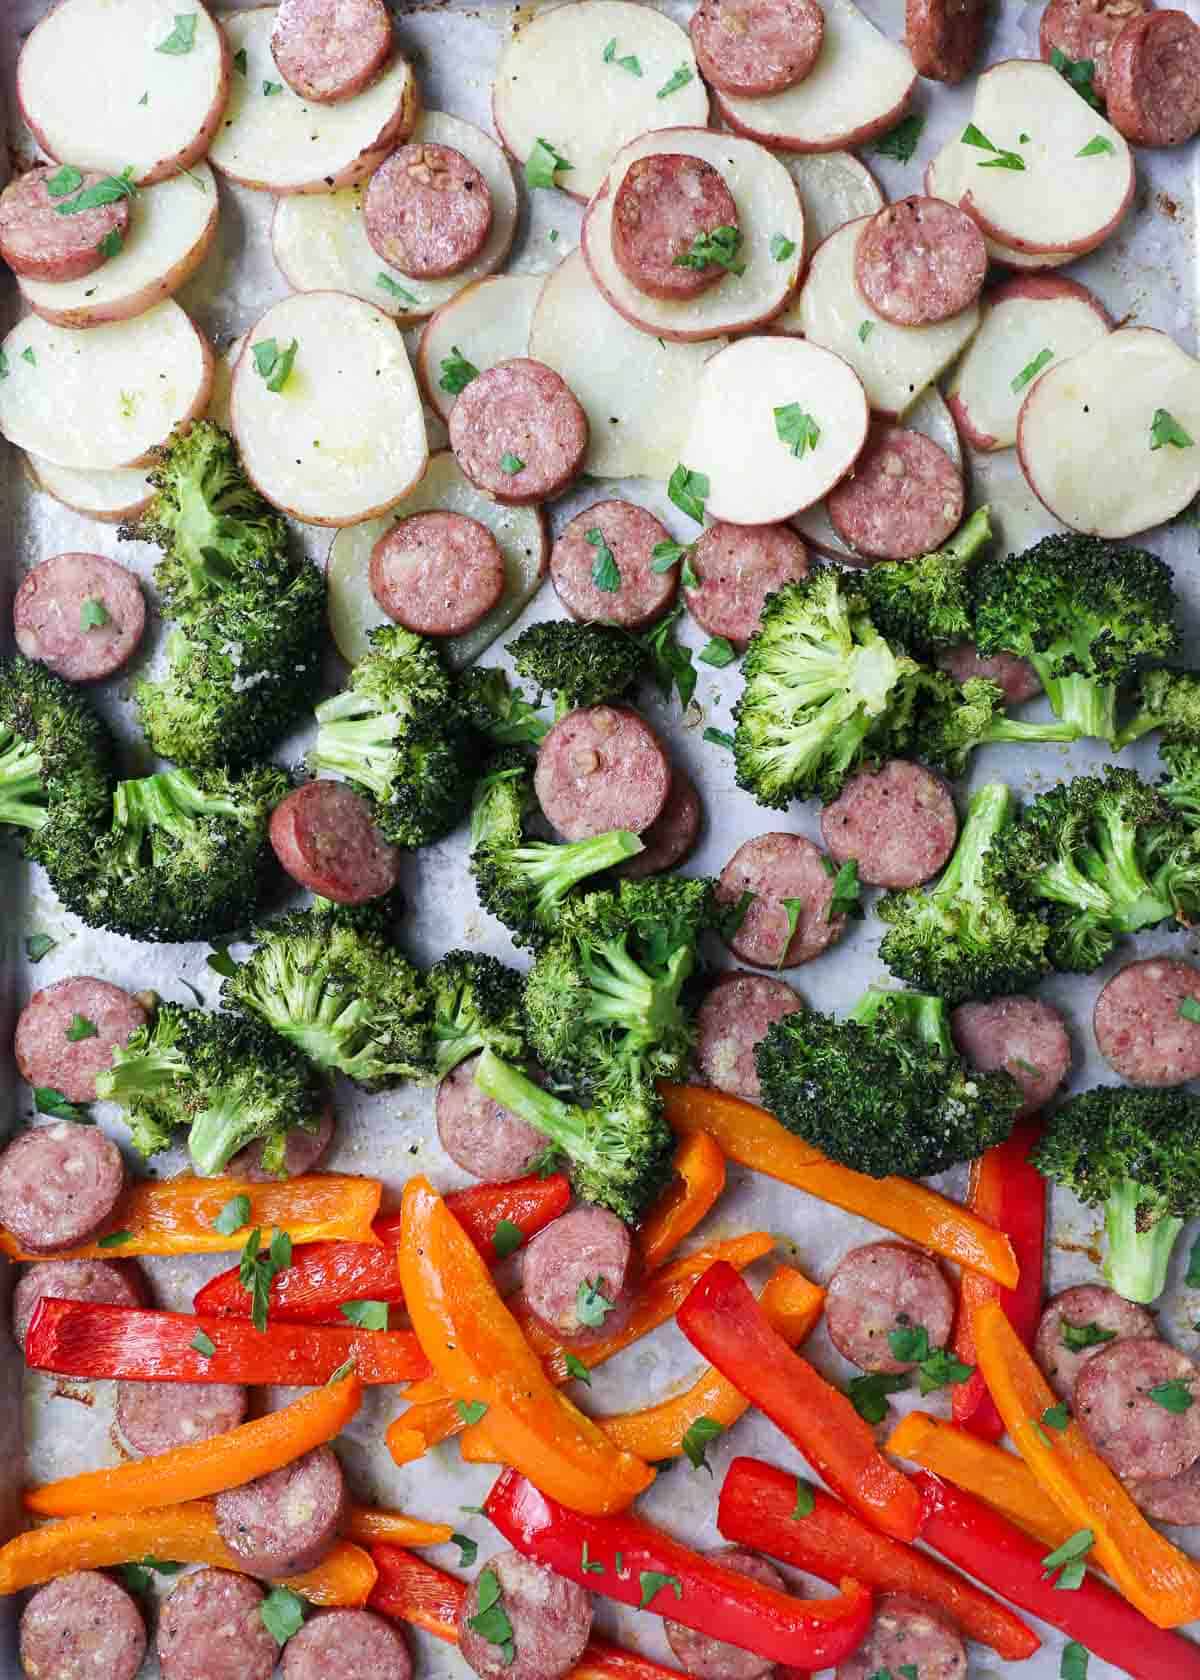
[0,1173,381,1260]
[398,1176,654,1515]
[638,1133,726,1273]
[343,1507,454,1548]
[660,1084,1018,1288]
[886,1411,1073,1550]
[26,1370,362,1519]
[972,1297,1200,1627]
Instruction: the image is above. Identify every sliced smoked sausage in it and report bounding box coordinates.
[457,1550,593,1680]
[227,1106,335,1180]
[15,977,149,1104]
[950,995,1072,1117]
[0,166,132,284]
[936,643,1042,706]
[1093,957,1200,1086]
[694,971,804,1104]
[836,1593,966,1680]
[1039,0,1150,97]
[1034,1283,1159,1401]
[0,1121,124,1254]
[117,1378,249,1456]
[1075,1338,1200,1481]
[615,768,702,879]
[365,143,494,279]
[370,511,506,637]
[716,832,848,969]
[535,705,671,840]
[689,0,825,96]
[684,522,808,651]
[906,0,988,82]
[12,1257,145,1353]
[611,154,741,301]
[1106,10,1200,146]
[550,500,677,630]
[437,1053,548,1182]
[269,781,402,904]
[157,1568,277,1680]
[522,1205,634,1339]
[820,760,958,889]
[214,1444,347,1577]
[20,1571,146,1680]
[449,358,589,507]
[826,426,965,562]
[1129,1457,1200,1525]
[854,198,987,327]
[826,1241,956,1374]
[271,0,393,102]
[665,1550,786,1680]
[283,1610,413,1680]
[14,553,146,682]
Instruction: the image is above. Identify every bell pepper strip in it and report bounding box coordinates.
[0,1173,381,1261]
[398,1176,654,1515]
[638,1133,726,1273]
[485,1467,872,1670]
[661,1083,1018,1288]
[343,1508,454,1548]
[23,1298,430,1387]
[886,1412,1072,1550]
[677,1260,922,1542]
[951,1122,1047,1441]
[388,1232,775,1466]
[717,1454,1038,1661]
[972,1297,1200,1627]
[0,1500,376,1604]
[193,1174,572,1324]
[25,1369,362,1518]
[914,1472,1200,1680]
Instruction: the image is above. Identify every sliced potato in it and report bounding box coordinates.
[682,336,868,525]
[782,218,979,418]
[581,129,803,342]
[326,451,548,668]
[231,293,427,527]
[714,0,914,153]
[271,112,517,323]
[18,163,219,329]
[1017,327,1200,539]
[782,151,883,251]
[418,275,544,424]
[925,140,1073,271]
[210,7,418,194]
[0,301,212,471]
[25,455,154,523]
[17,0,229,185]
[946,275,1112,453]
[492,0,709,203]
[529,250,725,480]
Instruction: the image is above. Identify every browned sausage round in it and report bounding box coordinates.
[1076,1339,1200,1482]
[370,511,506,637]
[269,782,403,904]
[1106,10,1200,145]
[1039,0,1150,97]
[214,1444,347,1577]
[1093,957,1200,1086]
[522,1205,633,1339]
[683,522,809,651]
[1034,1284,1159,1401]
[13,1257,145,1353]
[457,1550,593,1680]
[227,1106,336,1181]
[820,760,958,889]
[689,0,825,95]
[449,359,589,507]
[836,1593,966,1680]
[283,1610,413,1680]
[950,996,1072,1118]
[826,1241,956,1374]
[0,166,132,284]
[364,143,494,279]
[936,643,1042,706]
[0,1121,125,1254]
[695,971,804,1105]
[20,1571,146,1680]
[271,0,393,102]
[1129,1457,1200,1525]
[117,1379,249,1456]
[615,768,702,879]
[906,0,988,82]
[15,977,149,1104]
[611,154,741,301]
[535,706,672,841]
[665,1550,786,1680]
[14,553,146,682]
[158,1569,277,1680]
[550,500,677,630]
[826,426,965,562]
[436,1054,548,1182]
[854,198,988,327]
[716,833,848,969]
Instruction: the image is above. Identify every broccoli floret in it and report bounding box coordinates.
[0,657,114,855]
[311,625,473,848]
[427,949,526,1081]
[755,988,1022,1179]
[95,1002,190,1158]
[971,534,1180,744]
[1033,1087,1200,1303]
[1160,742,1200,829]
[859,506,992,658]
[457,668,549,748]
[221,904,433,1087]
[508,621,648,717]
[1116,668,1200,750]
[907,673,1082,777]
[731,567,922,809]
[877,782,1049,1004]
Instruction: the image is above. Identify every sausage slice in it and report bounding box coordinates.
[1039,0,1151,98]
[689,0,825,95]
[436,1054,548,1182]
[950,996,1072,1117]
[665,1550,786,1680]
[269,782,402,904]
[158,1569,277,1680]
[684,522,808,651]
[1106,10,1200,146]
[836,1593,966,1680]
[936,643,1042,706]
[20,1571,146,1680]
[1034,1284,1159,1401]
[550,499,677,630]
[370,511,506,637]
[716,833,848,969]
[0,166,132,284]
[1129,1457,1200,1526]
[826,425,965,562]
[826,1241,956,1374]
[271,0,393,102]
[0,1122,125,1254]
[695,971,804,1105]
[615,768,702,879]
[457,1550,593,1680]
[535,706,671,841]
[15,977,149,1104]
[1075,1339,1200,1481]
[365,142,494,279]
[117,1379,249,1456]
[522,1205,634,1340]
[854,198,988,327]
[820,760,958,889]
[906,0,988,82]
[611,154,741,301]
[449,358,589,507]
[214,1444,347,1577]
[14,553,145,682]
[1093,957,1200,1087]
[283,1610,413,1680]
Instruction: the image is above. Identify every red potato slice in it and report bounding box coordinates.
[581,129,804,343]
[946,275,1113,452]
[419,276,544,425]
[271,112,517,324]
[713,0,915,153]
[681,336,869,525]
[782,151,884,251]
[0,301,212,471]
[231,292,427,527]
[24,456,154,524]
[209,7,418,194]
[924,139,1074,270]
[18,163,218,330]
[325,451,548,668]
[17,0,229,186]
[1017,326,1200,538]
[492,0,709,204]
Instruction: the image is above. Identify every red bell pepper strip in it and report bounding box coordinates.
[677,1260,922,1543]
[193,1174,571,1324]
[718,1456,1039,1662]
[913,1472,1200,1680]
[24,1298,431,1387]
[484,1468,872,1672]
[952,1122,1047,1441]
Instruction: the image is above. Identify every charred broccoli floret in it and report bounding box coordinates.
[457,668,549,748]
[508,621,648,716]
[0,657,114,859]
[1160,741,1200,829]
[427,949,526,1080]
[1116,667,1200,750]
[907,672,1082,777]
[859,507,992,658]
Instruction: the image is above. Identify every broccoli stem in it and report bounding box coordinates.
[187,1093,263,1177]
[474,1049,599,1173]
[1089,798,1172,933]
[0,734,46,831]
[1031,663,1117,744]
[1104,1179,1183,1304]
[980,716,1080,747]
[515,832,644,919]
[113,770,240,865]
[941,505,993,569]
[579,939,694,1048]
[311,693,402,800]
[931,781,1012,915]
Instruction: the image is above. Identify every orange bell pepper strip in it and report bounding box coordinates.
[972,1297,1200,1628]
[886,1411,1073,1550]
[638,1132,726,1272]
[26,1370,362,1519]
[398,1175,654,1515]
[0,1173,381,1260]
[661,1083,1018,1288]
[343,1507,454,1548]
[0,1500,376,1604]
